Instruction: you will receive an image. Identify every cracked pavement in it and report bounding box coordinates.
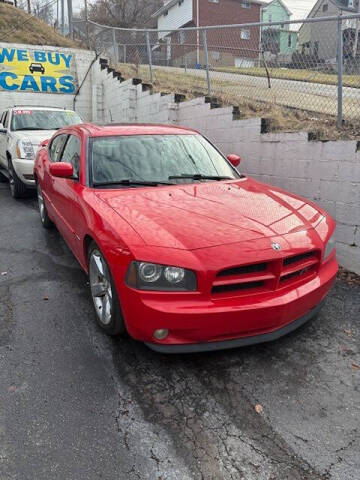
[0,183,359,480]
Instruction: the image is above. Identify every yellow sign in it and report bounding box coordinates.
[0,47,77,94]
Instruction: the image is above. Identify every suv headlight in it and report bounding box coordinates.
[126,261,197,291]
[16,139,35,160]
[324,232,336,261]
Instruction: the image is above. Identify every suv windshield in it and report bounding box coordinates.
[90,134,240,186]
[11,109,82,131]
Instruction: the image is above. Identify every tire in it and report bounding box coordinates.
[37,183,53,229]
[88,242,126,336]
[8,158,27,199]
[0,170,7,183]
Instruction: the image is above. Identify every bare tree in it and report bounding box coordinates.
[32,0,54,24]
[86,0,163,28]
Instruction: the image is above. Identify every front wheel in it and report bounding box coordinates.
[37,183,53,228]
[8,158,27,199]
[88,243,126,336]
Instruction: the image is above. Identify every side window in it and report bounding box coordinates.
[49,134,68,163]
[61,135,81,180]
[3,112,9,128]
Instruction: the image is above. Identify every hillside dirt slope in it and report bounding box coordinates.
[0,3,79,48]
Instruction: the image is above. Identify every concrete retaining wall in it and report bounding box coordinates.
[96,76,360,273]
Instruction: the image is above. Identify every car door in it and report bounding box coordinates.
[49,134,85,259]
[0,111,9,168]
[43,133,69,224]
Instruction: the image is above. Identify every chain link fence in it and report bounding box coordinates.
[73,14,360,129]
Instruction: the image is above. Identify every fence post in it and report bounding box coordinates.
[123,45,127,63]
[337,15,343,128]
[112,28,118,66]
[202,29,211,96]
[146,32,153,83]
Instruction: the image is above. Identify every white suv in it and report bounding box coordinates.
[0,106,82,198]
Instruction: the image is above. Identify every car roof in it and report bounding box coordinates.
[73,123,199,137]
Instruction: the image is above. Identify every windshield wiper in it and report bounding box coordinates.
[14,127,49,131]
[93,179,175,187]
[169,174,233,181]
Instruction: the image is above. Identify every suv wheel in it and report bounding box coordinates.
[8,158,27,199]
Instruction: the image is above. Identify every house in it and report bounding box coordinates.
[298,0,360,62]
[261,0,298,61]
[151,0,265,68]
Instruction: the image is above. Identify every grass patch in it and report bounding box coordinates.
[116,62,360,141]
[0,3,80,48]
[212,66,360,89]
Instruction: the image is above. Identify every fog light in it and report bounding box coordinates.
[154,329,169,340]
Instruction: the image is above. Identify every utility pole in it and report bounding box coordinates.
[196,0,200,65]
[353,0,360,58]
[67,0,73,38]
[27,0,31,14]
[61,0,65,35]
[84,0,91,49]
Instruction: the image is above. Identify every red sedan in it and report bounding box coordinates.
[34,123,338,353]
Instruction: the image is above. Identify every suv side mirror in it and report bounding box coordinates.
[49,162,74,179]
[227,154,241,167]
[0,123,7,134]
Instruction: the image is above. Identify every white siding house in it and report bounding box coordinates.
[155,0,193,39]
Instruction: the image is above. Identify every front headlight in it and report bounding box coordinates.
[16,139,35,160]
[324,232,336,261]
[126,261,197,291]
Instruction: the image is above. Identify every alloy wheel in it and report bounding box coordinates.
[89,250,113,326]
[37,184,45,223]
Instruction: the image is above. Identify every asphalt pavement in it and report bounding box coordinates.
[0,182,359,480]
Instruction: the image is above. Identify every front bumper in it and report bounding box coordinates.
[12,158,35,187]
[120,254,338,352]
[146,300,325,353]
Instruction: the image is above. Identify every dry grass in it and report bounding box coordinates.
[116,62,360,141]
[212,66,360,89]
[0,3,80,48]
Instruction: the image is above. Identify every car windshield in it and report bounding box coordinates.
[11,110,82,131]
[90,134,240,186]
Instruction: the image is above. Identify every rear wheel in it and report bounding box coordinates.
[88,242,126,336]
[8,158,27,199]
[37,183,53,229]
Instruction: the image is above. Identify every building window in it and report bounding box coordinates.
[322,3,328,11]
[178,0,184,5]
[288,34,292,47]
[241,1,250,7]
[211,51,220,60]
[163,10,168,16]
[241,29,251,40]
[268,13,272,22]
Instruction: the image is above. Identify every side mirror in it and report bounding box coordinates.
[0,123,7,134]
[40,139,49,147]
[227,154,242,167]
[49,162,74,179]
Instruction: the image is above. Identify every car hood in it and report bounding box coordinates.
[95,179,324,250]
[13,130,56,148]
